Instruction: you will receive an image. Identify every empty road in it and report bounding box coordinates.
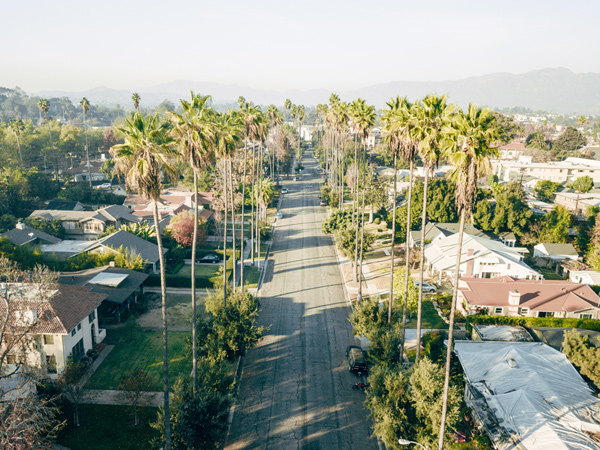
[225,152,378,450]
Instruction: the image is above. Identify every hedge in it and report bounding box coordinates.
[144,272,228,289]
[465,315,600,333]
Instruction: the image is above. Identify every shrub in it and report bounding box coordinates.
[374,217,381,225]
[465,315,600,333]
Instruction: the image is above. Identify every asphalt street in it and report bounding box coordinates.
[224,151,378,450]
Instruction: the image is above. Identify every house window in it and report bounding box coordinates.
[538,311,555,318]
[494,307,503,315]
[518,308,529,316]
[71,328,77,337]
[89,310,96,323]
[580,313,593,319]
[43,335,54,345]
[77,323,81,331]
[7,354,16,365]
[72,338,84,360]
[46,355,57,374]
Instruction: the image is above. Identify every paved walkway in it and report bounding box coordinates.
[81,389,164,407]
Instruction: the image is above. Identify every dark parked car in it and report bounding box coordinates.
[346,345,368,375]
[196,254,220,264]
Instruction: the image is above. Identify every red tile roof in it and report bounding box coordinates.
[459,277,600,313]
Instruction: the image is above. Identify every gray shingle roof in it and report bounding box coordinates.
[0,225,61,246]
[85,230,167,264]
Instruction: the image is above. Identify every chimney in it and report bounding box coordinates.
[16,221,25,230]
[508,289,521,306]
[109,261,116,268]
[466,248,474,277]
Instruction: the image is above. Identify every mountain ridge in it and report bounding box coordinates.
[35,68,600,115]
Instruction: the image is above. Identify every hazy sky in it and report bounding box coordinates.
[1,0,598,93]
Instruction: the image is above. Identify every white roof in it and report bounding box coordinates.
[88,272,129,287]
[571,270,600,285]
[455,341,600,450]
[41,240,94,255]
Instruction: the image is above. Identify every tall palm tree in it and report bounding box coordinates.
[352,100,376,299]
[132,93,141,112]
[168,92,214,392]
[37,98,56,180]
[80,97,92,187]
[413,94,449,362]
[213,111,243,304]
[110,112,176,450]
[8,119,25,167]
[381,97,416,330]
[437,104,500,450]
[284,98,292,119]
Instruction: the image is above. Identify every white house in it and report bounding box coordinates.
[3,284,106,379]
[424,233,540,284]
[533,243,580,261]
[570,270,600,286]
[494,157,600,184]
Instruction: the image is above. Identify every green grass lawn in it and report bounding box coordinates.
[177,263,221,278]
[405,297,449,329]
[58,405,159,450]
[243,266,261,288]
[86,328,192,391]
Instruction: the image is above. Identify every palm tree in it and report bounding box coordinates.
[351,100,376,299]
[80,97,92,187]
[8,119,25,167]
[413,94,449,362]
[284,98,292,119]
[437,104,500,450]
[110,112,176,450]
[168,92,214,392]
[213,111,243,304]
[132,93,141,112]
[37,98,56,180]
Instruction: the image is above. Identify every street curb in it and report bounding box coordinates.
[225,354,244,445]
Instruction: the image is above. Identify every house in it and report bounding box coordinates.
[1,284,106,379]
[454,341,600,450]
[470,324,534,342]
[29,205,141,240]
[83,230,167,273]
[570,270,600,286]
[59,265,148,323]
[457,276,600,319]
[0,222,61,247]
[533,243,579,261]
[554,191,600,215]
[496,141,526,160]
[424,233,539,283]
[494,157,600,184]
[45,200,84,211]
[409,222,498,249]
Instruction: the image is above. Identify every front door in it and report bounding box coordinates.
[91,323,96,346]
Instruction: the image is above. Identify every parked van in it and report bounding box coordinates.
[346,346,368,375]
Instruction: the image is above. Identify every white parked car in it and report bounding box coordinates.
[276,212,283,219]
[98,183,111,189]
[281,188,288,194]
[413,281,437,293]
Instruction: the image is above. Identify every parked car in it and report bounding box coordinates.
[319,199,326,206]
[281,188,288,194]
[276,212,283,219]
[346,345,368,375]
[413,281,437,293]
[98,183,111,189]
[197,254,220,264]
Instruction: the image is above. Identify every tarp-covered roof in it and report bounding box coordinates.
[455,341,600,450]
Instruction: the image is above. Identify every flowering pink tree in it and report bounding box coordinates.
[167,211,208,248]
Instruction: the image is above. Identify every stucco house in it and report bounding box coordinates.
[2,284,106,379]
[457,276,600,319]
[424,233,539,284]
[570,270,600,286]
[533,243,580,262]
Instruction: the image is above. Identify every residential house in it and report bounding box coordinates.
[83,229,167,273]
[494,156,600,184]
[1,284,106,379]
[533,243,579,261]
[454,341,600,450]
[457,276,600,319]
[45,200,84,211]
[570,270,600,286]
[29,205,141,240]
[409,222,498,249]
[59,265,148,323]
[470,324,534,342]
[1,222,61,248]
[424,233,539,284]
[554,191,600,215]
[496,141,526,160]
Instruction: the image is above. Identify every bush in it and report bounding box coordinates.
[465,315,600,333]
[422,331,445,364]
[374,217,381,225]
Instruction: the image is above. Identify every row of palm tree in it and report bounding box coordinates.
[109,93,293,449]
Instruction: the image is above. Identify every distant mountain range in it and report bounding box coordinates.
[36,68,600,115]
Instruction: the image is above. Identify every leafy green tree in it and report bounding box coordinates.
[539,205,571,243]
[534,180,561,202]
[117,368,153,426]
[552,126,586,159]
[392,266,419,314]
[490,182,533,236]
[526,131,550,150]
[426,179,458,223]
[333,226,375,262]
[569,175,594,215]
[349,296,391,339]
[491,112,522,143]
[586,214,600,271]
[562,329,600,390]
[368,325,404,367]
[23,217,65,239]
[473,199,494,231]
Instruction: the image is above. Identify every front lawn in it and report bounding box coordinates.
[86,328,192,391]
[58,404,159,450]
[243,266,261,288]
[405,297,450,329]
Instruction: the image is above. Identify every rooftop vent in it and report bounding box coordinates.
[508,358,518,368]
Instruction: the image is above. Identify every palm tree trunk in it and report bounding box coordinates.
[153,199,171,450]
[223,161,228,306]
[84,112,92,188]
[16,135,23,167]
[357,144,368,299]
[438,208,466,450]
[388,153,398,327]
[353,135,360,281]
[251,147,255,266]
[191,171,198,394]
[399,159,414,362]
[240,143,247,288]
[229,158,236,290]
[415,169,430,363]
